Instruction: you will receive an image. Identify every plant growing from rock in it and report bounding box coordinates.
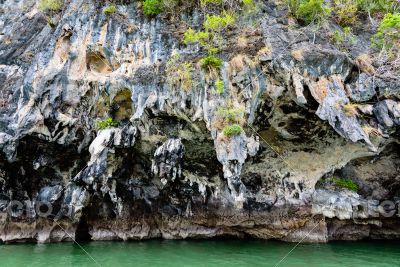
[165,54,194,91]
[143,0,164,15]
[332,177,359,192]
[256,46,272,60]
[354,54,375,74]
[286,0,300,16]
[200,0,223,6]
[96,118,118,130]
[183,11,236,72]
[343,103,360,117]
[242,0,254,5]
[46,17,56,28]
[215,79,225,94]
[334,0,358,26]
[200,54,223,71]
[203,12,235,31]
[331,27,357,46]
[372,13,400,53]
[215,106,245,137]
[287,0,331,25]
[297,0,331,24]
[183,14,234,46]
[362,125,382,137]
[223,124,243,137]
[216,106,245,124]
[38,0,63,12]
[183,29,210,47]
[357,0,399,16]
[103,4,117,15]
[319,176,359,192]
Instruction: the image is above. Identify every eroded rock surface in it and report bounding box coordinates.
[0,0,399,243]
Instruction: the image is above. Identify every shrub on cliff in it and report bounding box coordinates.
[223,124,243,137]
[183,12,235,52]
[200,0,223,6]
[334,0,358,26]
[103,4,117,15]
[296,0,331,24]
[357,0,399,15]
[217,107,245,124]
[165,54,194,91]
[143,0,163,15]
[200,55,223,71]
[96,118,117,130]
[183,29,210,46]
[332,177,359,192]
[318,176,359,192]
[38,0,63,12]
[215,79,225,94]
[204,12,235,31]
[372,13,400,51]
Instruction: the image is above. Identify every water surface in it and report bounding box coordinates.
[0,240,399,267]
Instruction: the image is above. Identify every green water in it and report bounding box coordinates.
[0,240,399,267]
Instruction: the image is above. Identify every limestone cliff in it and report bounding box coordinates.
[0,0,399,243]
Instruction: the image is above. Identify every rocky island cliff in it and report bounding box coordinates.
[0,0,399,243]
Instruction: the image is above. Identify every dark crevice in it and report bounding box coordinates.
[75,207,92,242]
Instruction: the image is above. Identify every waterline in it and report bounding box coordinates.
[1,240,399,267]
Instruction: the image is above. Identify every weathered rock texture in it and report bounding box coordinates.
[0,0,399,243]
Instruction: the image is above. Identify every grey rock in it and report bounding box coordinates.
[349,73,376,102]
[152,138,185,184]
[373,100,400,128]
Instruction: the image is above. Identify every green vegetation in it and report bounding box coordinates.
[200,55,223,71]
[204,12,235,31]
[286,0,331,24]
[296,0,331,24]
[372,13,400,50]
[331,26,357,45]
[242,0,254,6]
[165,54,194,91]
[357,0,399,15]
[200,0,223,6]
[286,0,301,16]
[333,177,359,192]
[217,107,245,123]
[103,4,117,15]
[334,0,358,26]
[183,29,210,46]
[143,0,163,15]
[183,11,237,73]
[183,12,235,53]
[287,0,399,26]
[215,79,225,94]
[223,124,243,137]
[319,176,359,192]
[96,118,118,130]
[215,106,245,137]
[47,17,56,28]
[38,0,63,12]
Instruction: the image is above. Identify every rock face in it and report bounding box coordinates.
[0,0,399,243]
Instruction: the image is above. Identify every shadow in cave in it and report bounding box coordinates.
[75,207,92,242]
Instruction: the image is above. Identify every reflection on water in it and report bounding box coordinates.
[0,239,399,267]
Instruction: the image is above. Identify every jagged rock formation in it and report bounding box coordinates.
[0,0,399,243]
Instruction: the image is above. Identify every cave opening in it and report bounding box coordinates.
[110,89,133,122]
[75,207,92,242]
